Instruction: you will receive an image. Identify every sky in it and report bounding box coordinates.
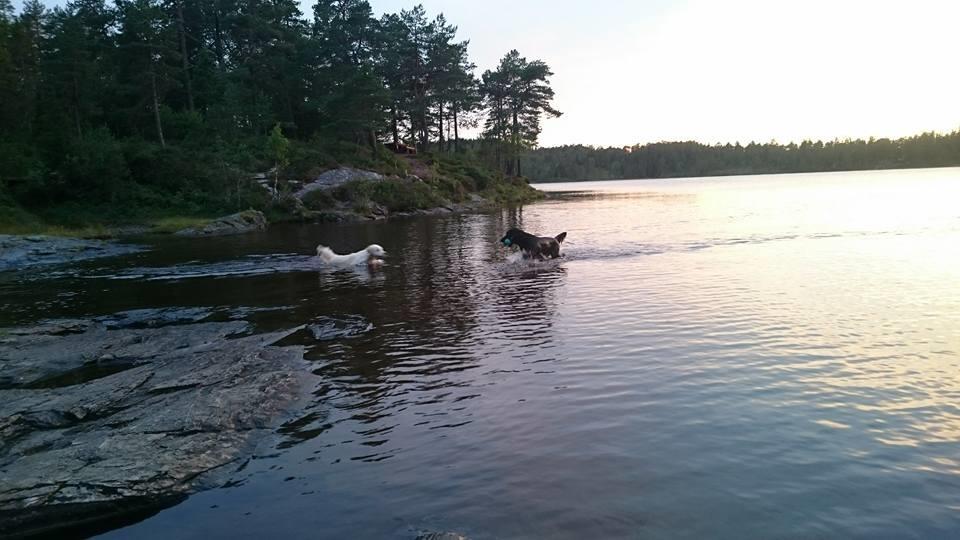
[14,0,960,148]
[366,0,960,148]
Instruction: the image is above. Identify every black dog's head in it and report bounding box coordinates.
[500,228,535,249]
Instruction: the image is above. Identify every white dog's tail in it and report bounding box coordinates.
[316,245,335,263]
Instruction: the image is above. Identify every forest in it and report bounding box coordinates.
[523,131,960,182]
[0,0,559,228]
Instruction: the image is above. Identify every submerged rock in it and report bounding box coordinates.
[0,235,144,273]
[174,210,268,237]
[273,315,373,346]
[94,307,215,329]
[416,532,469,540]
[0,319,311,537]
[307,315,373,341]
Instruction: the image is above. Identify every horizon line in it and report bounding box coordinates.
[536,126,960,151]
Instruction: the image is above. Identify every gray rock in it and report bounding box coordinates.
[93,307,215,330]
[174,210,268,237]
[0,235,145,273]
[273,316,373,347]
[416,532,469,540]
[294,167,384,199]
[308,316,372,341]
[0,319,312,537]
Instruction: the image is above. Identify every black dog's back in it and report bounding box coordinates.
[501,228,567,260]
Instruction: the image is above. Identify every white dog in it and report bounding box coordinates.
[316,244,386,267]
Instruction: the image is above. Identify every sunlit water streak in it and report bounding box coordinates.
[3,167,960,538]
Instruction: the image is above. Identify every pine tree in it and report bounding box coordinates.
[494,50,561,175]
[310,0,387,144]
[115,0,177,146]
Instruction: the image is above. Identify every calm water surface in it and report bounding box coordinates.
[4,168,960,539]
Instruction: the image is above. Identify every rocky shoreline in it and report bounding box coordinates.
[0,316,316,538]
[283,166,499,224]
[303,192,491,224]
[0,165,539,259]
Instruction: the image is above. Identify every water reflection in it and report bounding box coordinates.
[5,167,960,539]
[274,213,568,462]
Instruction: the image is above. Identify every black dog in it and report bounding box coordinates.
[500,228,567,260]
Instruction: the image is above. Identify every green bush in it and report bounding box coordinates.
[331,179,444,213]
[483,175,543,204]
[301,188,337,210]
[429,152,496,193]
[61,128,130,201]
[0,182,42,231]
[287,139,337,180]
[0,141,48,202]
[325,141,407,176]
[160,108,208,145]
[370,180,443,212]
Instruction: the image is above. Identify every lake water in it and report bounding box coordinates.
[4,167,960,539]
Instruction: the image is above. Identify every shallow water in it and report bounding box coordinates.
[4,167,960,539]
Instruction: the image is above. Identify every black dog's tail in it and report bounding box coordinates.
[555,232,567,244]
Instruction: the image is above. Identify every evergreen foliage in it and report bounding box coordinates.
[0,0,559,226]
[524,133,960,182]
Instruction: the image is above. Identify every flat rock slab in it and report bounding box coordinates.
[0,319,310,537]
[0,235,145,273]
[294,167,384,199]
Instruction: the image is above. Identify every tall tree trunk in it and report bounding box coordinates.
[285,91,295,127]
[495,127,502,173]
[453,103,459,153]
[510,109,520,176]
[420,110,427,150]
[437,102,444,152]
[273,160,279,200]
[72,72,83,139]
[214,0,225,71]
[176,0,195,111]
[391,106,399,145]
[419,88,428,150]
[150,60,166,148]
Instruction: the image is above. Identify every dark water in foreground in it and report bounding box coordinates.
[3,167,960,539]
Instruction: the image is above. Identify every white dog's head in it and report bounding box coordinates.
[366,244,386,258]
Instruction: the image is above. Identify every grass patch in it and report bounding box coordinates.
[32,224,116,238]
[0,222,115,238]
[483,176,544,204]
[0,190,117,237]
[149,216,213,234]
[0,207,44,235]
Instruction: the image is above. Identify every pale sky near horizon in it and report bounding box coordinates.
[13,0,960,148]
[370,0,960,148]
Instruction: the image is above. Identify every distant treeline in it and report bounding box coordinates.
[523,131,960,182]
[0,0,558,222]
